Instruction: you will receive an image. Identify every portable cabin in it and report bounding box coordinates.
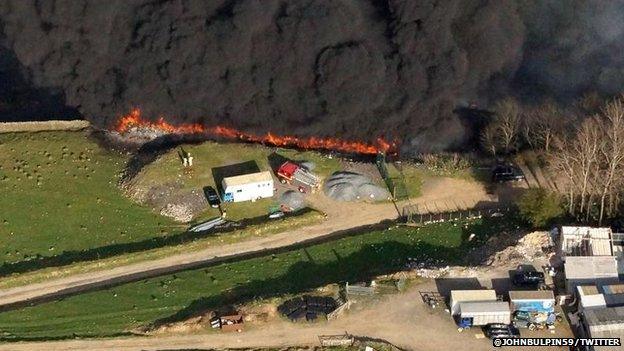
[222,171,274,203]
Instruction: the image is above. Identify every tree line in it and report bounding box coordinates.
[481,93,624,225]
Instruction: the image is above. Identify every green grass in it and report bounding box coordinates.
[0,131,178,265]
[386,163,423,198]
[0,216,520,341]
[0,209,323,290]
[134,141,341,220]
[0,132,328,280]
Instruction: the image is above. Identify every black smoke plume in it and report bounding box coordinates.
[0,0,622,152]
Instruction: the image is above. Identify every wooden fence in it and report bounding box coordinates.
[318,333,355,347]
[345,282,376,296]
[327,300,352,320]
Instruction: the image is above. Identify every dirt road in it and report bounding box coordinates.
[0,177,490,310]
[0,268,572,351]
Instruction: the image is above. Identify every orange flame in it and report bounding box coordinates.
[114,108,394,155]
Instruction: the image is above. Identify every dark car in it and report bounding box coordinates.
[492,164,525,183]
[483,323,520,339]
[203,186,221,208]
[512,270,545,287]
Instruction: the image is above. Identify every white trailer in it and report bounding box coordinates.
[450,290,497,316]
[459,301,511,326]
[222,171,274,203]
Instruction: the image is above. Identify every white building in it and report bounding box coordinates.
[221,171,274,203]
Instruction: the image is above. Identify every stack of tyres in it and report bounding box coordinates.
[277,295,339,321]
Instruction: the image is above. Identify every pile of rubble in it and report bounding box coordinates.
[108,128,167,145]
[482,231,552,267]
[280,190,306,211]
[390,231,554,280]
[159,203,195,222]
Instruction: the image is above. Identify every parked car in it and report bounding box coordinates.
[512,270,545,288]
[203,186,221,208]
[492,164,525,183]
[483,323,520,339]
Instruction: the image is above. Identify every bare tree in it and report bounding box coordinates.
[549,136,577,214]
[480,123,499,155]
[527,101,565,152]
[572,117,601,217]
[597,96,624,224]
[547,95,624,224]
[492,98,522,153]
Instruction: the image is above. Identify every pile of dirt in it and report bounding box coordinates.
[136,312,213,335]
[126,180,207,222]
[280,190,306,211]
[323,171,390,202]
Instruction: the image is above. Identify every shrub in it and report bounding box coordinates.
[517,188,563,228]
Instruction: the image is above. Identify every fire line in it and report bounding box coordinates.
[114,108,393,155]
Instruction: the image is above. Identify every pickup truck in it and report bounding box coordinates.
[492,164,525,183]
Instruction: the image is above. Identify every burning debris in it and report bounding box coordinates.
[3,1,623,151]
[113,108,393,155]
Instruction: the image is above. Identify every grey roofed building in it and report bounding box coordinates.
[583,306,624,340]
[565,256,620,294]
[602,284,624,307]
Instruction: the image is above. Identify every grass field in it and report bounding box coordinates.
[0,131,178,265]
[0,209,323,290]
[0,216,520,341]
[133,141,342,220]
[0,132,329,279]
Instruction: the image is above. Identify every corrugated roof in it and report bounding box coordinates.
[579,285,601,296]
[603,284,624,295]
[459,301,510,314]
[509,290,555,301]
[561,226,613,256]
[585,306,624,326]
[564,256,619,280]
[222,171,273,188]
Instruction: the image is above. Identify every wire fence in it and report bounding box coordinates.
[376,153,409,200]
[402,204,513,225]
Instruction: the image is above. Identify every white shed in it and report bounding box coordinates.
[458,301,511,326]
[450,290,497,316]
[222,171,274,203]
